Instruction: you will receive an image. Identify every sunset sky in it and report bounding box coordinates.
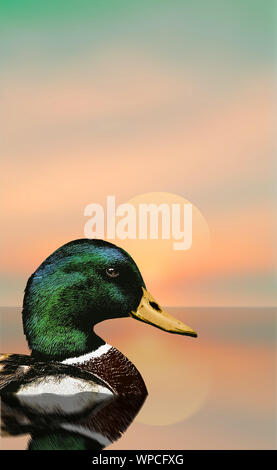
[0,1,276,451]
[1,1,276,307]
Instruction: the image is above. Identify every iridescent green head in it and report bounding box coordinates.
[23,239,145,361]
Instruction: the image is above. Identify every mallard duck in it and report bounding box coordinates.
[0,239,197,398]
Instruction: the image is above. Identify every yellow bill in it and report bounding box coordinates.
[130,287,197,337]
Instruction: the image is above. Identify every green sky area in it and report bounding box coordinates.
[1,1,275,37]
[1,1,275,69]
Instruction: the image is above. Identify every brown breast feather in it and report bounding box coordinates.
[75,347,148,397]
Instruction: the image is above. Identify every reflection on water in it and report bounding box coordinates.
[1,391,146,450]
[0,307,276,449]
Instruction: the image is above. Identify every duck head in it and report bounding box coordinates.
[23,239,197,361]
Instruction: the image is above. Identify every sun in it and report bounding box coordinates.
[109,192,211,306]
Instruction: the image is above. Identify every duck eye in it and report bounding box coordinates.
[106,267,119,278]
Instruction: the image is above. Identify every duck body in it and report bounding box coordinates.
[0,239,196,399]
[1,345,147,449]
[0,344,147,397]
